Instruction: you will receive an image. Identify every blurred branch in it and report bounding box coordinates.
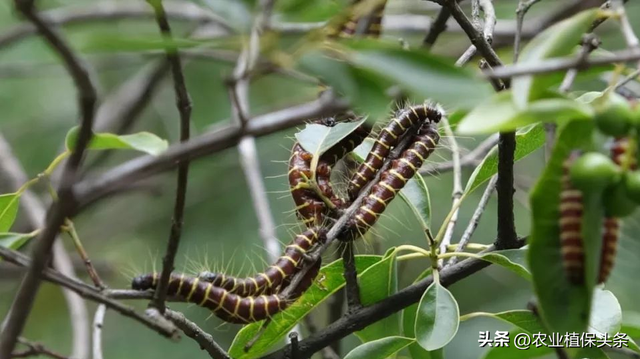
[147,0,193,315]
[0,134,90,359]
[165,310,230,359]
[0,246,180,338]
[92,305,106,359]
[455,0,496,66]
[260,241,526,359]
[439,118,462,266]
[514,0,542,63]
[0,0,100,355]
[422,5,452,48]
[0,1,232,51]
[73,93,349,209]
[614,0,640,70]
[11,338,68,359]
[446,176,497,267]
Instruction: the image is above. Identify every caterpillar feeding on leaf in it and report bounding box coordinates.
[289,117,370,226]
[344,121,440,240]
[132,260,322,324]
[347,103,443,201]
[197,227,326,296]
[559,152,585,285]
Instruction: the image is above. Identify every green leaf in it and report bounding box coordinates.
[529,120,595,334]
[479,249,531,280]
[461,310,545,334]
[0,232,36,251]
[457,91,593,135]
[588,288,622,335]
[399,175,431,231]
[298,52,391,121]
[512,9,600,108]
[295,118,368,160]
[65,127,169,155]
[356,248,400,342]
[415,281,460,351]
[621,312,640,339]
[228,255,381,359]
[343,40,493,110]
[352,139,432,230]
[344,336,415,359]
[0,193,20,233]
[403,267,442,359]
[464,124,545,195]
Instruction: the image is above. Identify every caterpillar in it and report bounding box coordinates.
[347,103,443,201]
[559,152,585,285]
[610,137,637,170]
[345,121,440,239]
[197,227,326,296]
[131,260,322,324]
[289,118,370,226]
[598,217,619,284]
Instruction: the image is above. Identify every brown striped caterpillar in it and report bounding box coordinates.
[559,152,585,285]
[197,227,326,296]
[598,217,619,284]
[345,121,440,239]
[347,103,443,201]
[289,118,370,227]
[132,260,321,324]
[610,137,637,170]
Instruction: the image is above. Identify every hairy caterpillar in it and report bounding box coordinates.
[132,260,321,324]
[289,118,370,226]
[345,121,440,239]
[559,153,585,285]
[347,103,443,201]
[197,227,326,296]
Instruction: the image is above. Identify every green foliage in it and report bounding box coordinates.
[343,336,415,359]
[0,232,36,251]
[0,193,20,232]
[457,91,593,134]
[414,280,460,351]
[228,255,381,359]
[511,9,600,107]
[65,128,169,155]
[355,248,400,342]
[477,250,531,280]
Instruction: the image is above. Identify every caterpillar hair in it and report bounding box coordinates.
[131,260,322,324]
[559,152,585,285]
[345,121,440,240]
[347,103,443,201]
[197,227,326,296]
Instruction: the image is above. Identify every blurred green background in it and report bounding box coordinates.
[0,0,639,358]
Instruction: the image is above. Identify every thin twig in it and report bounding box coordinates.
[0,1,99,356]
[0,134,90,359]
[455,0,496,66]
[0,246,180,338]
[147,0,193,315]
[165,310,230,359]
[559,34,600,93]
[439,118,462,267]
[514,0,542,62]
[64,219,106,289]
[614,0,640,70]
[11,338,68,359]
[421,134,499,176]
[340,242,362,312]
[92,305,106,359]
[446,176,497,267]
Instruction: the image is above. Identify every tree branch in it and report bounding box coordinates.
[164,310,230,359]
[0,1,99,355]
[147,0,193,315]
[92,305,106,359]
[11,338,68,359]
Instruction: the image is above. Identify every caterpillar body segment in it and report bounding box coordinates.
[289,119,370,226]
[344,122,440,240]
[132,260,321,324]
[559,153,585,285]
[347,103,443,201]
[598,217,619,284]
[610,137,637,170]
[198,227,327,296]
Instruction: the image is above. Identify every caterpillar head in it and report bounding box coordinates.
[131,273,157,291]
